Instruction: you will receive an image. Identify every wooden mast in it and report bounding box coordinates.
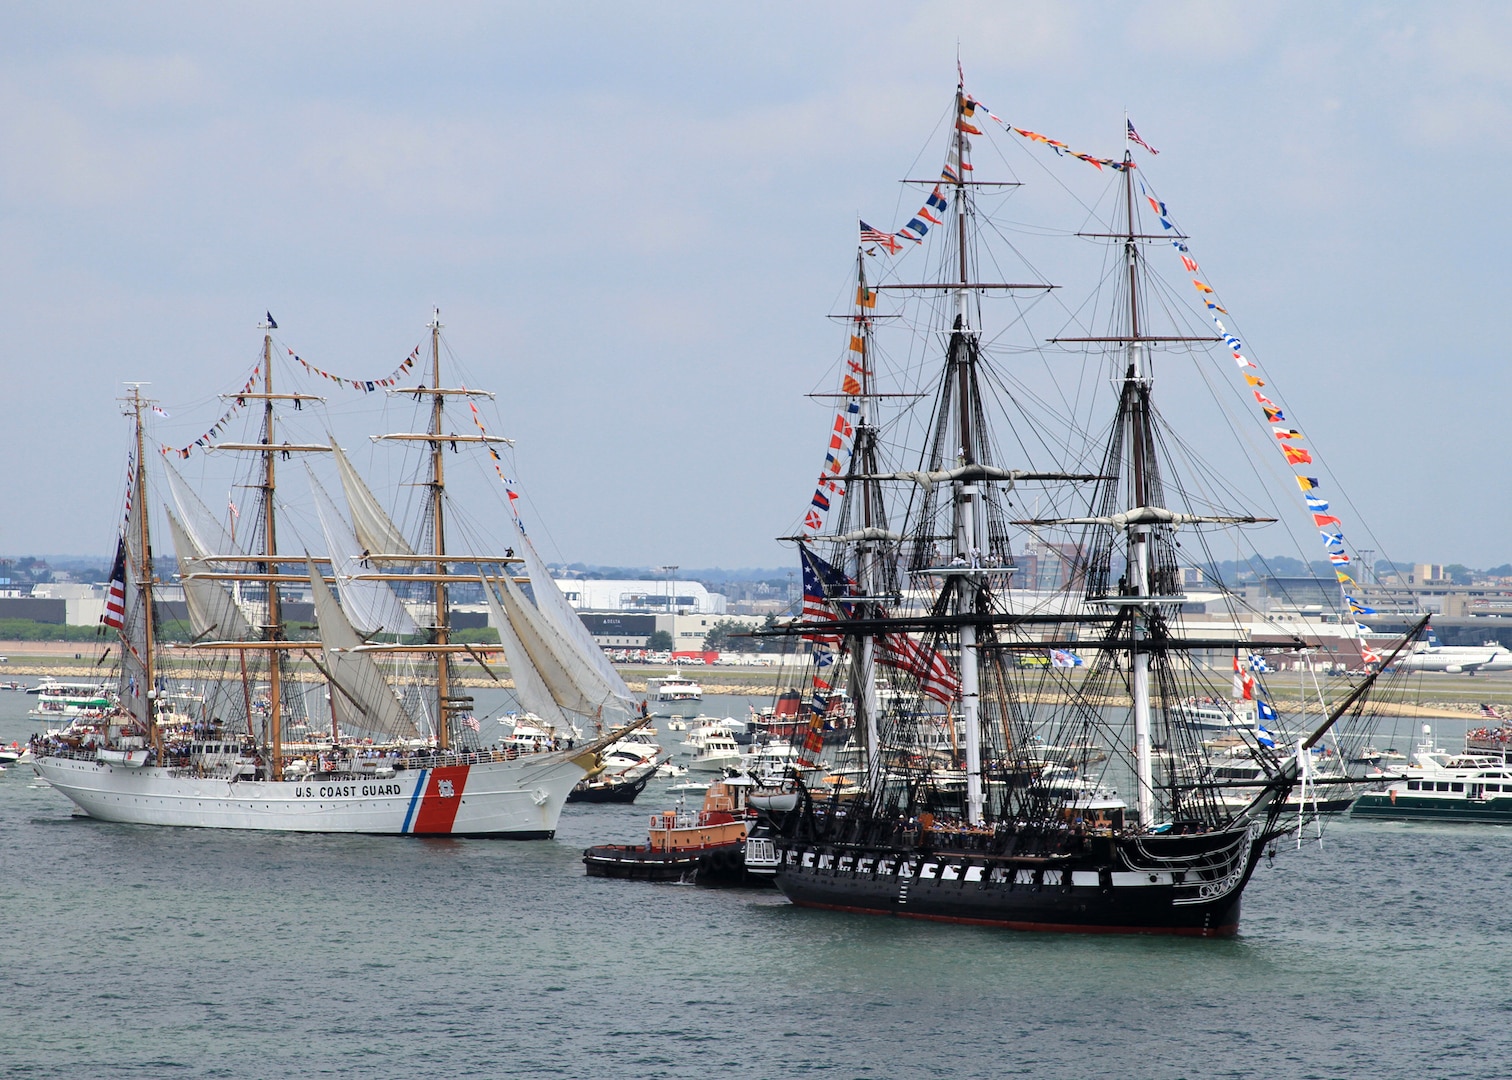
[259,321,285,775]
[127,385,158,747]
[428,309,451,751]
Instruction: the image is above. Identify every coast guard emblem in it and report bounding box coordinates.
[438,779,456,798]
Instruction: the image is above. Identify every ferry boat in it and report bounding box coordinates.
[1351,724,1512,823]
[27,679,113,720]
[646,671,703,702]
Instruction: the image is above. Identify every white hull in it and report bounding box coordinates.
[33,750,590,837]
[687,752,743,773]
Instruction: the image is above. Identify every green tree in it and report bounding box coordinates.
[1444,564,1473,585]
[648,630,673,651]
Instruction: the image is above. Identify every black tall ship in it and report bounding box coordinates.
[746,81,1419,936]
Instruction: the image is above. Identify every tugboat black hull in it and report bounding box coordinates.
[582,842,770,886]
[567,771,652,804]
[767,828,1260,937]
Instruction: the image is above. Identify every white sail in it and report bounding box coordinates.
[305,557,419,740]
[163,458,245,560]
[308,470,418,637]
[480,576,571,728]
[165,508,254,641]
[514,524,637,712]
[487,572,606,718]
[329,438,415,558]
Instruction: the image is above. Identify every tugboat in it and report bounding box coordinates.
[583,777,767,885]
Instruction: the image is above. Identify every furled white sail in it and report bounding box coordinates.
[514,524,637,712]
[163,458,245,560]
[329,438,415,559]
[305,557,419,739]
[308,470,418,637]
[165,508,254,641]
[119,482,151,728]
[480,577,571,728]
[488,572,606,718]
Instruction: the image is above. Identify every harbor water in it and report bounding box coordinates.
[4,686,1512,1079]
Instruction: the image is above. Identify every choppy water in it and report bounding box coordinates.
[4,684,1512,1079]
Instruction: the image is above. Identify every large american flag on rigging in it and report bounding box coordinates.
[799,545,959,703]
[101,538,127,631]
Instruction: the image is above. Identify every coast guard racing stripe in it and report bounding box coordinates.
[407,765,471,834]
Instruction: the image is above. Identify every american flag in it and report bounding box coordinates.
[101,538,127,631]
[800,545,850,645]
[858,220,902,256]
[878,632,960,704]
[463,715,481,733]
[1481,703,1504,720]
[1127,119,1159,155]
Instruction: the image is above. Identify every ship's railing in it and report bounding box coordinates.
[33,741,560,773]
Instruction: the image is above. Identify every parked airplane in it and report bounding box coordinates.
[1394,628,1512,674]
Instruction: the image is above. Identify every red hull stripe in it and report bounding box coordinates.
[791,900,1237,938]
[410,765,470,834]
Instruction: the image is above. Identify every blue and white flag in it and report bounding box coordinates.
[1248,654,1269,672]
[1050,649,1084,669]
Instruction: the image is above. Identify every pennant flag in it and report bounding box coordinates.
[1336,571,1354,584]
[1312,513,1342,528]
[266,311,278,329]
[1245,374,1265,387]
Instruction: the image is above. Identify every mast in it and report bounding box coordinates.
[373,310,515,749]
[126,386,157,746]
[259,321,285,775]
[428,309,451,751]
[951,82,984,827]
[851,253,881,778]
[1118,149,1155,826]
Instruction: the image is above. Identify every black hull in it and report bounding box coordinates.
[583,842,770,887]
[567,772,652,804]
[768,828,1261,936]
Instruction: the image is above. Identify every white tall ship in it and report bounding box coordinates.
[34,315,642,837]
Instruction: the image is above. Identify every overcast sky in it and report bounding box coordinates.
[2,2,1509,572]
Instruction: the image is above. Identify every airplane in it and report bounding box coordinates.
[1393,627,1512,674]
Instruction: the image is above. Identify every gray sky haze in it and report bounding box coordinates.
[2,3,1509,570]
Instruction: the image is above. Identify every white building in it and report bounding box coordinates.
[551,579,727,616]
